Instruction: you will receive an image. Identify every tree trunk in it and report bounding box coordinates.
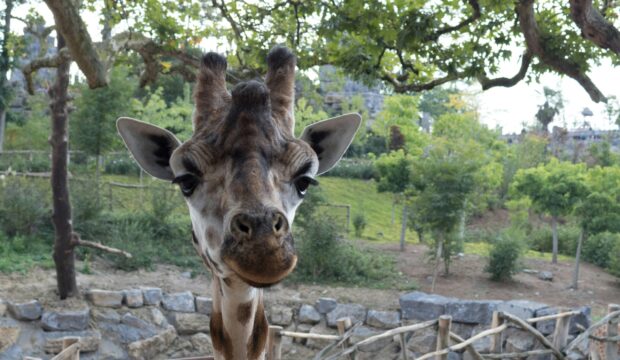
[400,204,407,251]
[49,35,78,299]
[431,233,443,293]
[551,215,559,264]
[571,229,585,289]
[0,109,5,152]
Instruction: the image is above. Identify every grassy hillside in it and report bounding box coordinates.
[317,177,418,242]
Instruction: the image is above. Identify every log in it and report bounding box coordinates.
[337,318,355,360]
[482,349,553,359]
[552,307,571,350]
[267,325,283,360]
[436,315,451,360]
[449,332,483,360]
[527,310,581,323]
[414,324,508,360]
[500,312,565,360]
[279,331,341,341]
[565,310,620,353]
[490,311,503,353]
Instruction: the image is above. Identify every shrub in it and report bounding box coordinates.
[528,225,579,256]
[485,229,525,281]
[582,232,620,268]
[327,158,376,179]
[104,156,141,175]
[352,213,367,237]
[609,239,620,277]
[0,177,51,236]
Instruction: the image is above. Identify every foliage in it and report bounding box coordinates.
[72,66,135,157]
[131,85,193,139]
[485,228,525,281]
[0,176,51,236]
[352,213,367,238]
[609,240,620,277]
[582,232,620,269]
[500,133,548,199]
[528,225,580,256]
[4,93,51,150]
[294,97,329,137]
[327,158,376,180]
[372,95,426,154]
[0,233,54,274]
[535,87,563,132]
[374,150,414,194]
[104,155,141,176]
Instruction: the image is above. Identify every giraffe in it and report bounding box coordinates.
[590,323,620,360]
[116,46,360,360]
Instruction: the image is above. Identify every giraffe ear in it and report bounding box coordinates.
[300,113,361,175]
[116,117,181,181]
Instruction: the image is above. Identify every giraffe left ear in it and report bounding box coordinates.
[300,113,361,175]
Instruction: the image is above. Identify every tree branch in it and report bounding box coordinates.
[70,232,132,259]
[477,50,533,90]
[517,0,605,102]
[43,0,108,89]
[21,48,72,95]
[425,0,481,41]
[382,71,462,93]
[569,0,620,55]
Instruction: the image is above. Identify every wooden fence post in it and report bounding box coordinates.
[108,182,113,211]
[267,325,283,360]
[606,304,620,360]
[490,311,503,353]
[337,317,355,360]
[436,315,452,360]
[552,307,571,350]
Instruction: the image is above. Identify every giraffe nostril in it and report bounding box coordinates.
[272,213,287,235]
[231,214,252,237]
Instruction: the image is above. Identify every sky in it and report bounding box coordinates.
[13,3,620,135]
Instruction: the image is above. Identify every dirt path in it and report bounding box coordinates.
[0,244,618,317]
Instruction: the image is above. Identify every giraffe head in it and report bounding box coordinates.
[117,47,360,288]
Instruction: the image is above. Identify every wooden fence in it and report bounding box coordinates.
[265,304,620,360]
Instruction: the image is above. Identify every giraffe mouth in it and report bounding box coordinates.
[220,233,297,287]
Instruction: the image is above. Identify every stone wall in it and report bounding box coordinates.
[0,290,592,359]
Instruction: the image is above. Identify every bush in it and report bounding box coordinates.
[104,156,141,175]
[293,215,403,287]
[0,176,51,236]
[352,213,367,237]
[528,225,579,256]
[609,239,620,277]
[327,158,376,179]
[0,153,50,172]
[582,232,620,268]
[485,229,525,281]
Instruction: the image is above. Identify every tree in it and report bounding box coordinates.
[535,87,563,134]
[72,66,135,176]
[513,159,588,264]
[206,1,619,102]
[410,139,480,290]
[374,149,415,251]
[372,94,426,154]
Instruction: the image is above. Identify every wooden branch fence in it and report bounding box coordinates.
[263,304,620,360]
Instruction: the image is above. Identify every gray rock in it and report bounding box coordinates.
[171,313,210,335]
[407,326,436,354]
[400,291,453,321]
[148,308,169,328]
[98,338,128,360]
[451,322,475,339]
[315,297,337,314]
[85,289,124,308]
[124,289,144,308]
[8,299,43,320]
[569,306,591,334]
[0,300,6,317]
[326,303,367,328]
[534,307,557,335]
[41,308,90,331]
[537,271,553,281]
[44,330,101,353]
[180,271,192,279]
[127,326,177,360]
[497,300,548,320]
[0,317,21,352]
[504,328,534,353]
[298,304,321,324]
[141,287,163,306]
[270,305,293,326]
[98,313,159,345]
[195,296,212,316]
[446,300,501,325]
[121,313,156,332]
[162,292,195,313]
[351,326,392,352]
[189,332,213,355]
[366,310,400,329]
[92,308,121,323]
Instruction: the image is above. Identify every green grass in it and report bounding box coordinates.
[464,242,573,261]
[317,177,418,242]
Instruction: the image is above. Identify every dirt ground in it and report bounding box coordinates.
[0,243,618,317]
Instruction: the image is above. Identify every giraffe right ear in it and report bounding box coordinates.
[117,117,181,181]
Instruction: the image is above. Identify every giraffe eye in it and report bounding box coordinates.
[294,176,318,197]
[172,174,199,197]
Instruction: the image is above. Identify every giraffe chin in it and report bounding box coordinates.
[223,255,298,288]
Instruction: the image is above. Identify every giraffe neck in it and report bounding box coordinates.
[209,275,268,360]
